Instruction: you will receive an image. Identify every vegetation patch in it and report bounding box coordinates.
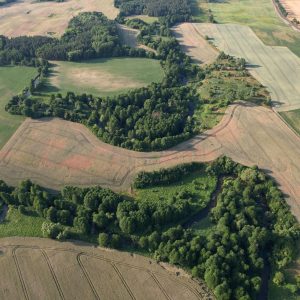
[0,157,299,299]
[0,65,37,149]
[280,109,300,135]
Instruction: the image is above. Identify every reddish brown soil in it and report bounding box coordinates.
[0,102,299,219]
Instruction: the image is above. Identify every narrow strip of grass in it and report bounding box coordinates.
[280,109,300,136]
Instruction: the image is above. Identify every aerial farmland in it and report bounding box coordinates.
[0,0,300,299]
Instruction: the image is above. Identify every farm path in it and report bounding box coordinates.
[180,23,300,112]
[0,237,213,300]
[0,102,300,220]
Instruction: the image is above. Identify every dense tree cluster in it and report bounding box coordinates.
[115,0,192,25]
[0,157,298,299]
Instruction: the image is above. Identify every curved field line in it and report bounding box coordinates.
[40,249,65,300]
[111,263,136,300]
[12,247,29,300]
[76,252,100,300]
[148,271,172,300]
[3,244,210,299]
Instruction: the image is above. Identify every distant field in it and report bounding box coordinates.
[280,109,300,135]
[126,15,159,23]
[0,65,36,149]
[193,23,300,112]
[0,237,212,300]
[0,0,119,37]
[196,0,300,57]
[45,58,164,97]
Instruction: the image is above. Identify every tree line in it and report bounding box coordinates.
[0,157,298,299]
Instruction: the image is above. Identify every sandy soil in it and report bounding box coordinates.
[0,237,214,300]
[0,102,300,220]
[280,0,300,21]
[190,23,300,112]
[172,23,219,65]
[0,0,119,37]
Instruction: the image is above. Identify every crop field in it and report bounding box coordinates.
[0,66,37,149]
[196,0,300,57]
[280,109,300,135]
[172,23,219,65]
[45,58,164,96]
[1,103,300,220]
[0,237,213,300]
[189,23,300,112]
[0,0,119,37]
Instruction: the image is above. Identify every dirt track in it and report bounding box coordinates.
[0,102,300,220]
[0,0,119,37]
[0,237,213,300]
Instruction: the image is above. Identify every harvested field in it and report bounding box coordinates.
[0,237,214,300]
[1,102,300,220]
[188,23,300,112]
[46,58,164,96]
[0,0,119,37]
[172,23,219,65]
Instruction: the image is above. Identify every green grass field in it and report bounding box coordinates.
[280,109,300,135]
[42,57,164,97]
[196,0,300,57]
[0,66,37,149]
[0,207,44,238]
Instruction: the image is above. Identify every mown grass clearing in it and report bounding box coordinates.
[196,0,300,57]
[42,58,164,97]
[126,15,159,23]
[280,109,300,135]
[0,207,44,238]
[0,65,37,149]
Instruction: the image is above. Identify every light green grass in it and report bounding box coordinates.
[136,168,217,204]
[0,207,44,238]
[126,15,159,24]
[191,215,215,235]
[196,0,300,57]
[280,109,300,135]
[42,57,164,97]
[0,66,37,149]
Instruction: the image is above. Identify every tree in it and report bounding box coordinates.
[273,271,285,286]
[98,233,109,247]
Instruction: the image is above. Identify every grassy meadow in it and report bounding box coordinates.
[0,65,37,149]
[195,0,300,57]
[42,57,164,97]
[280,109,300,135]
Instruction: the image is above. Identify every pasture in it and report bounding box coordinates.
[0,237,213,300]
[1,103,300,221]
[0,65,36,149]
[196,0,300,57]
[45,58,164,96]
[0,0,119,37]
[172,23,219,65]
[280,109,300,135]
[192,23,300,112]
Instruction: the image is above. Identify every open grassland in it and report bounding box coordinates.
[172,23,219,65]
[44,58,164,97]
[280,109,300,135]
[191,23,300,112]
[0,0,119,37]
[126,15,159,24]
[1,103,300,221]
[0,237,213,300]
[196,0,300,57]
[0,66,36,149]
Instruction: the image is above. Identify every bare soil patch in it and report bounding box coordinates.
[280,0,300,22]
[0,237,213,300]
[0,102,300,220]
[0,0,119,37]
[172,23,219,65]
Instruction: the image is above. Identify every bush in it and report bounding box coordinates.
[41,222,62,239]
[273,271,285,286]
[98,233,109,247]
